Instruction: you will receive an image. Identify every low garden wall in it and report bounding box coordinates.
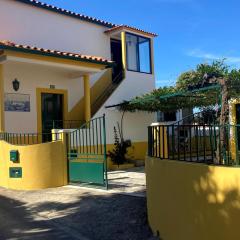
[146,157,240,240]
[0,140,67,190]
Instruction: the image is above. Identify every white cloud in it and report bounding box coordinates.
[187,49,240,64]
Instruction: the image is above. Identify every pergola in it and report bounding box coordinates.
[106,83,221,113]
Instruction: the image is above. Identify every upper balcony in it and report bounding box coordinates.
[105,25,157,76]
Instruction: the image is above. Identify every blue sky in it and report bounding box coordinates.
[44,0,240,88]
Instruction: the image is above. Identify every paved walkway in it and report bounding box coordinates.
[70,167,146,197]
[107,166,146,197]
[0,193,81,240]
[0,167,157,240]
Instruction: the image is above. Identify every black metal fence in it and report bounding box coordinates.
[67,116,107,159]
[0,119,88,146]
[176,111,218,125]
[47,120,85,129]
[148,124,239,166]
[0,132,61,145]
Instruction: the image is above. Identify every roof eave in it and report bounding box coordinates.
[14,0,157,37]
[0,45,114,68]
[105,26,158,38]
[14,0,116,28]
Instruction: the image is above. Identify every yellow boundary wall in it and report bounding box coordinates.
[229,98,240,161]
[0,140,67,190]
[0,138,147,190]
[146,157,240,240]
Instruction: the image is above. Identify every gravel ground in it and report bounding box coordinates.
[0,169,158,240]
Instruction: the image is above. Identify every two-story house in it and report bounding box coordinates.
[0,0,157,162]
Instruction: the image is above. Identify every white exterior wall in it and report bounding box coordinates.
[0,0,111,85]
[0,0,111,59]
[3,61,86,133]
[95,71,156,144]
[0,0,157,144]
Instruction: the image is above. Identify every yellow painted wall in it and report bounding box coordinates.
[153,126,168,158]
[150,38,155,76]
[68,69,112,121]
[146,157,240,240]
[4,50,107,70]
[229,98,240,162]
[83,74,91,122]
[91,68,112,115]
[0,140,67,190]
[126,141,148,160]
[35,69,112,133]
[121,31,127,72]
[106,141,148,170]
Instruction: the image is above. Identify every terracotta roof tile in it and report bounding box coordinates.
[14,0,116,28]
[0,40,114,65]
[14,0,157,37]
[104,25,158,38]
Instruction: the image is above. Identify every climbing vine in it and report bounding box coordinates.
[119,60,240,115]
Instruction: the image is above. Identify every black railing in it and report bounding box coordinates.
[0,132,61,145]
[0,120,86,146]
[67,116,106,158]
[91,70,124,115]
[148,124,238,166]
[173,110,218,125]
[45,120,85,130]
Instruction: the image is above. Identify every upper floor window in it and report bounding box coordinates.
[126,33,152,74]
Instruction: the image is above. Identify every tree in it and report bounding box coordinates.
[119,60,240,163]
[121,60,240,118]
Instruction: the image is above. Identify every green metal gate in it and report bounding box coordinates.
[67,115,108,188]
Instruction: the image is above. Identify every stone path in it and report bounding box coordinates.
[107,166,146,197]
[70,166,146,197]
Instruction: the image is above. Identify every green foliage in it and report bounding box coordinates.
[198,107,219,124]
[176,60,228,90]
[119,60,240,112]
[108,126,131,165]
[176,71,196,90]
[228,69,240,97]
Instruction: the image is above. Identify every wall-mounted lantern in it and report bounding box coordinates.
[12,78,20,91]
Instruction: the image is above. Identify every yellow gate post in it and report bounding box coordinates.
[229,99,240,163]
[84,74,91,123]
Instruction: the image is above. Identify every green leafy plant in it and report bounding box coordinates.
[119,60,240,164]
[119,60,240,113]
[108,125,131,166]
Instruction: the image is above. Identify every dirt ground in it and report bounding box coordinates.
[0,168,158,240]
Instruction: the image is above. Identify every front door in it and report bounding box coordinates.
[41,93,63,142]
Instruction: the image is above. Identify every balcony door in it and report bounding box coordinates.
[111,39,123,82]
